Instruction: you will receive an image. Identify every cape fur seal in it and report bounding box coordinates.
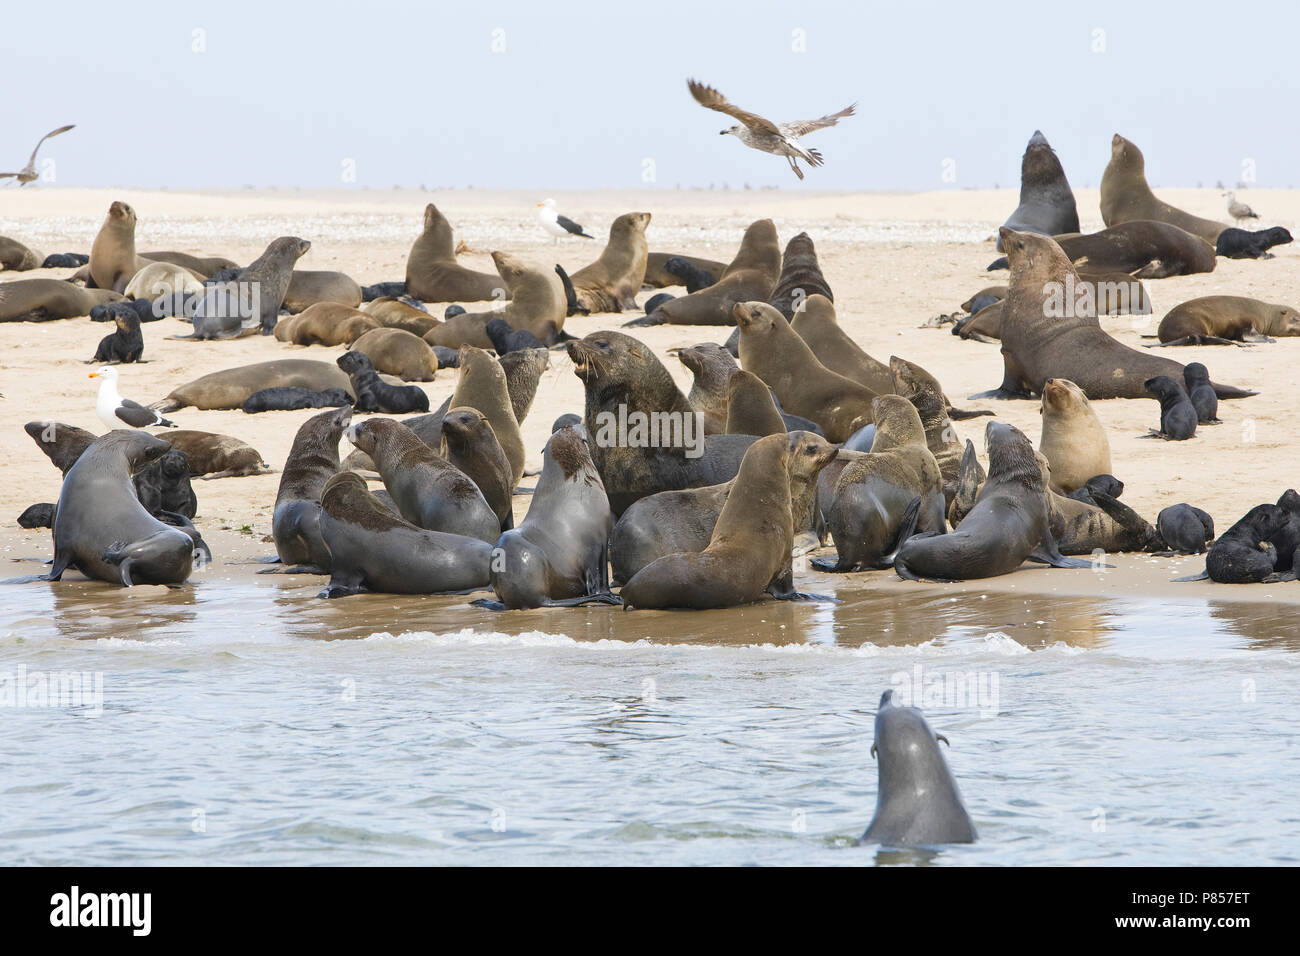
[162,430,271,478]
[317,471,492,599]
[89,201,157,292]
[482,427,620,609]
[124,261,204,303]
[362,297,441,336]
[642,252,725,290]
[791,294,892,395]
[986,221,1216,279]
[90,304,144,364]
[1184,363,1219,424]
[996,130,1079,249]
[1155,296,1300,346]
[426,251,566,348]
[1038,379,1111,493]
[888,357,983,507]
[0,279,123,322]
[1143,376,1197,440]
[440,407,515,530]
[608,480,732,586]
[241,387,352,413]
[0,236,43,271]
[336,351,429,413]
[1040,463,1161,555]
[894,421,1093,581]
[626,220,781,327]
[1216,226,1293,259]
[1101,134,1229,244]
[974,229,1252,401]
[274,304,380,346]
[859,690,977,846]
[768,232,834,319]
[271,406,351,570]
[498,347,549,424]
[282,270,363,313]
[155,359,354,411]
[620,431,836,609]
[1205,504,1288,583]
[348,327,440,381]
[1157,504,1214,555]
[955,272,1152,340]
[46,431,200,587]
[677,342,738,434]
[724,368,787,436]
[405,203,508,302]
[568,212,651,313]
[735,301,877,440]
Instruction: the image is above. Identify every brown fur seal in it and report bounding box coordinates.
[243,237,312,334]
[426,251,566,348]
[0,279,122,321]
[626,220,781,327]
[568,330,757,515]
[271,406,351,570]
[815,396,945,571]
[1,236,44,271]
[735,300,877,440]
[348,327,439,381]
[894,421,1093,581]
[988,221,1215,279]
[568,212,651,312]
[677,342,738,434]
[136,251,236,279]
[89,201,153,292]
[768,232,834,319]
[23,421,97,474]
[642,252,727,290]
[362,297,441,336]
[1101,134,1229,244]
[275,303,380,346]
[957,272,1151,340]
[889,356,984,506]
[1038,379,1111,493]
[997,130,1079,248]
[1037,455,1161,555]
[154,359,354,412]
[443,346,525,485]
[46,431,200,587]
[974,229,1252,401]
[440,406,515,530]
[317,471,492,598]
[498,347,549,424]
[405,203,508,302]
[791,294,892,395]
[621,431,836,609]
[344,418,499,543]
[124,261,204,303]
[725,368,787,436]
[1156,295,1300,345]
[163,430,272,478]
[481,426,620,609]
[609,480,733,585]
[283,270,363,313]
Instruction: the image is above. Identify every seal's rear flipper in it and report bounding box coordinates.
[1211,382,1258,399]
[470,598,508,611]
[882,497,923,566]
[555,265,589,317]
[1172,571,1210,582]
[1029,529,1101,569]
[946,406,993,420]
[621,315,662,328]
[810,555,847,572]
[985,256,1009,271]
[149,399,183,413]
[545,592,624,608]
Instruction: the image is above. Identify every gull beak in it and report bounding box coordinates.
[88,372,99,378]
[718,130,727,136]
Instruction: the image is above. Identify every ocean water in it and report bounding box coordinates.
[2,576,1297,866]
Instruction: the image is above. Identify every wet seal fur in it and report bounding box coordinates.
[270,406,352,570]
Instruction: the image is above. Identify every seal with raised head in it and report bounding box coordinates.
[735,301,877,440]
[724,368,787,436]
[89,302,143,364]
[316,471,493,598]
[1155,295,1300,346]
[568,330,756,515]
[642,252,726,290]
[768,232,834,319]
[677,342,738,434]
[974,229,1253,401]
[0,279,122,322]
[1038,378,1111,493]
[154,360,354,412]
[621,431,836,609]
[1101,134,1229,244]
[440,406,515,530]
[335,350,429,413]
[859,689,977,846]
[46,431,200,587]
[497,346,550,424]
[626,219,781,327]
[791,294,892,395]
[609,480,732,585]
[89,201,155,293]
[426,251,566,348]
[894,421,1093,581]
[270,405,351,571]
[405,203,509,302]
[345,418,500,543]
[186,237,311,338]
[996,130,1079,249]
[567,211,651,313]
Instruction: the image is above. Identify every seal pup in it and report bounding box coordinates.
[1100,134,1229,244]
[361,281,408,301]
[0,124,74,185]
[336,351,430,413]
[1038,379,1111,493]
[627,220,781,327]
[1065,474,1124,505]
[345,418,499,543]
[735,301,877,440]
[1215,226,1293,259]
[1156,504,1215,555]
[768,232,834,319]
[133,449,198,519]
[163,431,271,478]
[485,317,546,355]
[480,427,620,609]
[1040,461,1161,555]
[348,327,439,381]
[0,279,123,322]
[1203,504,1287,583]
[1142,376,1197,441]
[90,304,144,363]
[240,387,353,413]
[271,405,352,571]
[1155,296,1300,346]
[405,203,508,302]
[1183,363,1219,424]
[997,130,1079,248]
[153,359,355,412]
[568,330,756,515]
[642,252,726,290]
[567,211,651,312]
[859,689,977,846]
[815,396,945,572]
[1267,490,1300,576]
[46,431,198,587]
[974,229,1252,401]
[90,366,175,429]
[621,431,837,609]
[439,407,515,530]
[791,294,892,395]
[316,472,493,599]
[676,342,738,434]
[894,422,1093,581]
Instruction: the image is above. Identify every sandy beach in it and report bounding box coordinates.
[2,187,1298,606]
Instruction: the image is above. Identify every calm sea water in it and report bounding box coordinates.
[2,575,1298,866]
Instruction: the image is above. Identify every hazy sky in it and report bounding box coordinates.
[4,0,1297,191]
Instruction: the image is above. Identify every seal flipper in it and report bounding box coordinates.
[968,352,1033,400]
[319,571,364,598]
[1211,382,1257,399]
[1089,490,1163,552]
[1028,527,1099,569]
[555,264,590,317]
[946,406,994,420]
[43,548,73,582]
[881,497,923,567]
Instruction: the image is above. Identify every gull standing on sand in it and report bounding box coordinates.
[1224,191,1260,225]
[537,198,594,243]
[90,366,176,430]
[687,79,855,180]
[0,124,75,185]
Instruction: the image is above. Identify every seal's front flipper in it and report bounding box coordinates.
[1029,528,1101,569]
[545,592,624,607]
[1172,570,1210,582]
[882,497,923,567]
[810,555,847,572]
[1262,571,1298,583]
[470,598,508,611]
[621,315,662,328]
[946,406,993,420]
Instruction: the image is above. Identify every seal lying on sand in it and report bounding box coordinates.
[154,360,354,411]
[0,279,123,322]
[642,252,725,290]
[985,221,1216,279]
[1154,296,1300,346]
[859,689,977,846]
[163,431,271,478]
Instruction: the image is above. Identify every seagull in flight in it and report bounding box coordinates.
[90,366,176,430]
[688,80,854,180]
[0,124,75,186]
[537,198,594,244]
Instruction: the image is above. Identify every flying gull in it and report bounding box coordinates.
[537,198,594,243]
[90,366,176,430]
[687,79,855,180]
[0,124,76,186]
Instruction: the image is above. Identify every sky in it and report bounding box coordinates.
[3,0,1297,192]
